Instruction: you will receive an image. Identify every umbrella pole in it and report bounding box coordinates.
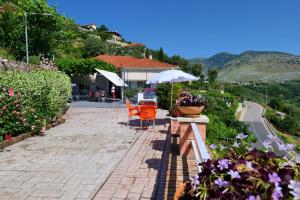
[171,81,173,108]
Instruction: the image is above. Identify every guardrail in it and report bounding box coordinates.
[190,123,211,172]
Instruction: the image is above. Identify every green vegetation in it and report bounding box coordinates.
[0,0,74,60]
[155,83,182,109]
[226,81,300,150]
[55,58,115,76]
[0,71,71,136]
[199,92,255,145]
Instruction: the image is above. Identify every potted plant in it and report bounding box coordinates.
[169,106,180,118]
[178,95,205,118]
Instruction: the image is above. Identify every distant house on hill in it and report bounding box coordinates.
[95,55,178,88]
[106,31,128,46]
[80,24,97,31]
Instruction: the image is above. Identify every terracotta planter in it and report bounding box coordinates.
[178,106,204,118]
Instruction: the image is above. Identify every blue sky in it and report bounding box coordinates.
[48,0,300,59]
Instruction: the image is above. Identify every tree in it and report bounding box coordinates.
[157,47,165,61]
[0,0,74,60]
[191,64,203,77]
[167,55,189,71]
[208,69,218,82]
[83,35,107,58]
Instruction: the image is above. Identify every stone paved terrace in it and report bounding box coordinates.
[0,102,198,200]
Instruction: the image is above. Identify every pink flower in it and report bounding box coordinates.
[40,126,46,134]
[8,88,14,97]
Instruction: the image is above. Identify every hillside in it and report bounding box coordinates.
[190,51,300,82]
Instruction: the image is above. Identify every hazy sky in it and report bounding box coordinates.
[48,0,300,58]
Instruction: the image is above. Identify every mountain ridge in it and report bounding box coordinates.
[189,50,300,82]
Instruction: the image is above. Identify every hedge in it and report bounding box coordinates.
[0,70,71,136]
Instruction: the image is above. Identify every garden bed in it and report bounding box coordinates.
[0,132,33,149]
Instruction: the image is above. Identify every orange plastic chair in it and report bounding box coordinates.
[139,105,157,129]
[126,100,140,124]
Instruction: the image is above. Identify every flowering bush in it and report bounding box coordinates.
[181,134,300,200]
[0,70,71,137]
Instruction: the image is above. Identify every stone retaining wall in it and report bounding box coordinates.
[0,57,57,71]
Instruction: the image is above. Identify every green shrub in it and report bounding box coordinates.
[0,48,15,60]
[56,58,115,75]
[155,83,182,109]
[29,55,39,65]
[0,70,71,134]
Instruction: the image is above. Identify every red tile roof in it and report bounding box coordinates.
[124,58,176,68]
[123,43,145,48]
[94,55,177,69]
[94,55,139,68]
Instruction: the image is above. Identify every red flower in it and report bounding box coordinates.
[8,88,14,97]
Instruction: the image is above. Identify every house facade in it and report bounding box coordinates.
[106,32,128,46]
[94,55,179,89]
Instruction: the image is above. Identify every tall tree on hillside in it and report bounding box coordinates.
[157,47,165,61]
[83,35,107,58]
[208,69,218,82]
[167,55,189,71]
[0,0,74,60]
[191,64,203,77]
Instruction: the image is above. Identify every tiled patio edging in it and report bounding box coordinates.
[0,132,33,149]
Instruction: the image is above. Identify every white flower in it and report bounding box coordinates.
[246,161,254,171]
[267,134,277,141]
[288,180,300,200]
[233,142,240,148]
[286,144,295,151]
[236,133,248,139]
[209,144,217,149]
[262,140,272,150]
[219,145,226,150]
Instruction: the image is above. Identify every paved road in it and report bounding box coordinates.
[0,104,140,200]
[242,101,283,155]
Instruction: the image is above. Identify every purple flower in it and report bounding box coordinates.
[246,195,261,200]
[288,180,300,200]
[209,144,217,149]
[278,143,287,151]
[217,159,231,170]
[214,177,228,188]
[246,161,254,171]
[236,133,248,139]
[228,170,240,179]
[268,172,281,186]
[272,185,283,200]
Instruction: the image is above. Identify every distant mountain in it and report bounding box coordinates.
[190,51,300,82]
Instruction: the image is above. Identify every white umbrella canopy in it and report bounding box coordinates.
[147,69,199,108]
[146,69,199,84]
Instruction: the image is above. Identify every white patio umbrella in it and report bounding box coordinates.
[146,69,199,108]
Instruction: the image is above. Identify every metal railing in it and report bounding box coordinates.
[190,123,211,172]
